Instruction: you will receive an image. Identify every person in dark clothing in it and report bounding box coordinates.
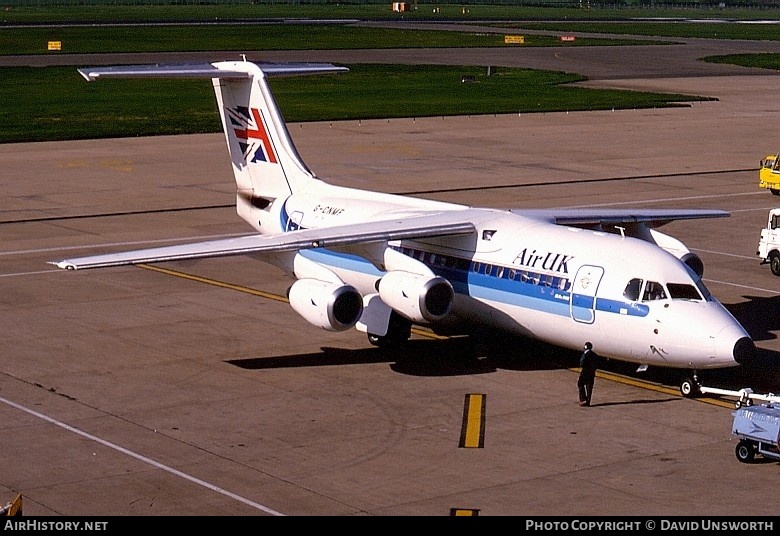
[578,342,598,406]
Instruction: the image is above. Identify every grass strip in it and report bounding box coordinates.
[0,64,712,144]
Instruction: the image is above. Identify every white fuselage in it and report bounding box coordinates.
[280,191,748,370]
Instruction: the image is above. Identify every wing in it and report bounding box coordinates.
[514,208,729,229]
[52,211,475,270]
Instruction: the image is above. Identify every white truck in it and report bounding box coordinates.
[757,208,780,276]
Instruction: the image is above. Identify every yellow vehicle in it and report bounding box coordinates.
[760,153,780,195]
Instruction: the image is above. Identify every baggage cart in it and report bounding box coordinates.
[732,403,780,463]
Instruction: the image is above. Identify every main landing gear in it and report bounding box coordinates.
[367,311,412,349]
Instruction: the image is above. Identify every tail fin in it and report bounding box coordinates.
[211,61,334,232]
[77,60,348,233]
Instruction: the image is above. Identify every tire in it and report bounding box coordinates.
[770,252,780,277]
[367,312,411,348]
[367,332,401,348]
[735,440,755,463]
[771,188,780,196]
[680,377,700,398]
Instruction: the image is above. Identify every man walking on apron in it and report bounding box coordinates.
[578,342,598,406]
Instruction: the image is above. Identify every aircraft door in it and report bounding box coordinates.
[570,265,604,324]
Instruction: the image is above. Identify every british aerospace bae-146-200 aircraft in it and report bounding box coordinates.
[53,60,755,395]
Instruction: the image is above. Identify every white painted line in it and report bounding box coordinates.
[0,395,285,516]
[703,278,779,295]
[0,269,63,278]
[693,248,756,260]
[0,232,254,257]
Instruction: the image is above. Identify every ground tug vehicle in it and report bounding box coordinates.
[760,153,780,195]
[757,208,780,276]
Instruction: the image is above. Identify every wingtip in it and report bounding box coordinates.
[76,68,97,82]
[49,261,76,270]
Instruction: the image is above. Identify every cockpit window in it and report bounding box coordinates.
[642,281,666,301]
[623,278,643,301]
[667,283,703,300]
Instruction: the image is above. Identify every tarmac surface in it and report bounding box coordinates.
[2,29,780,516]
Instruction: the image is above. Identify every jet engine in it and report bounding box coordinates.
[287,279,364,331]
[679,252,704,278]
[377,271,454,323]
[648,229,705,277]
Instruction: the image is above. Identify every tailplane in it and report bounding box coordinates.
[77,60,348,233]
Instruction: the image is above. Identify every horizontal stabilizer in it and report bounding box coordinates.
[78,62,348,82]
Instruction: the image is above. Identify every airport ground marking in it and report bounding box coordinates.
[0,395,286,516]
[459,393,486,449]
[139,264,289,302]
[0,232,252,257]
[701,277,779,295]
[451,507,480,516]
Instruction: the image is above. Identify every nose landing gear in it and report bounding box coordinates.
[680,373,701,398]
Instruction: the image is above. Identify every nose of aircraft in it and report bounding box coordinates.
[709,302,755,368]
[709,311,754,368]
[733,336,756,365]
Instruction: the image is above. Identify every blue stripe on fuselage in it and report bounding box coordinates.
[297,247,649,319]
[300,248,385,277]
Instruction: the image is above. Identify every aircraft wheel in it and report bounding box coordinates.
[680,376,701,398]
[367,333,384,347]
[735,440,755,463]
[367,312,411,348]
[367,332,406,348]
[367,331,407,348]
[770,252,780,276]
